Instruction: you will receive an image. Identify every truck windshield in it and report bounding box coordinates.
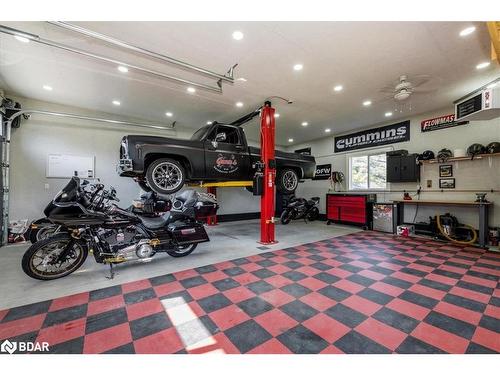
[190,126,210,140]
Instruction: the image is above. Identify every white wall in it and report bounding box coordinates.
[8,96,262,221]
[287,107,500,228]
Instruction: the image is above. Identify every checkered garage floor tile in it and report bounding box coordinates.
[1,231,499,354]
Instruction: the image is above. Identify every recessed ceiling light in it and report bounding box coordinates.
[236,102,244,107]
[487,82,498,89]
[333,85,343,92]
[301,121,308,127]
[385,111,393,117]
[236,77,247,82]
[207,121,213,125]
[232,31,244,41]
[459,26,476,37]
[274,113,280,118]
[117,65,128,73]
[325,128,331,133]
[187,87,196,93]
[165,112,173,117]
[288,138,294,143]
[14,35,29,43]
[42,85,53,91]
[476,62,490,70]
[293,64,303,71]
[363,100,372,106]
[112,100,121,106]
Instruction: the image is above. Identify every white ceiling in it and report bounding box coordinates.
[1,21,499,145]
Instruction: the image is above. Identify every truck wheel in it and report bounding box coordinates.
[276,168,299,194]
[136,178,152,192]
[146,158,186,195]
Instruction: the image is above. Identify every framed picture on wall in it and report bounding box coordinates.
[439,164,453,177]
[439,178,455,189]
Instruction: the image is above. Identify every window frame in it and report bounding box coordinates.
[346,147,391,191]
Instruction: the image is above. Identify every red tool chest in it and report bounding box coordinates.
[326,194,373,228]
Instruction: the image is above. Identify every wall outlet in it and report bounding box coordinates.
[44,183,50,190]
[426,180,432,188]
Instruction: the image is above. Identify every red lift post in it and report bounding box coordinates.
[259,101,277,244]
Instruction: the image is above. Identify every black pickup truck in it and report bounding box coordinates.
[117,122,316,195]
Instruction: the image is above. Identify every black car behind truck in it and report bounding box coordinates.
[117,122,316,195]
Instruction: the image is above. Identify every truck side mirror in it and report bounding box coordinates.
[215,132,226,142]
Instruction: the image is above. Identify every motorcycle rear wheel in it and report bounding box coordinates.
[167,243,197,257]
[280,209,293,225]
[22,233,88,280]
[307,207,320,221]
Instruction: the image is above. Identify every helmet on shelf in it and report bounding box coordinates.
[437,148,453,163]
[418,150,435,161]
[467,143,486,159]
[485,142,500,154]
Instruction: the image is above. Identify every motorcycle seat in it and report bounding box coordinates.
[139,212,171,229]
[311,197,320,202]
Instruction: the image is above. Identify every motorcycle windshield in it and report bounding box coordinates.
[54,177,80,203]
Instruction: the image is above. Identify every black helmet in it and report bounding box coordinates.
[437,148,453,163]
[418,150,435,161]
[467,143,486,159]
[486,142,500,154]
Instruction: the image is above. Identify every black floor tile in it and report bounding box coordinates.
[443,294,486,313]
[2,300,52,322]
[104,342,136,354]
[339,264,363,274]
[123,288,156,305]
[49,337,84,354]
[252,268,277,279]
[334,331,391,354]
[368,265,394,276]
[395,336,446,354]
[237,296,273,318]
[400,267,428,278]
[478,315,500,334]
[232,258,250,265]
[212,278,241,292]
[197,293,232,314]
[324,304,367,328]
[149,273,176,286]
[318,285,351,302]
[399,291,439,309]
[313,272,341,284]
[381,276,412,290]
[224,320,272,353]
[418,278,452,292]
[284,253,301,260]
[282,270,307,282]
[130,312,172,340]
[223,266,246,277]
[424,311,476,339]
[89,285,122,301]
[308,254,327,262]
[85,307,128,334]
[310,262,332,271]
[246,280,274,295]
[179,276,207,289]
[280,300,318,322]
[357,289,393,305]
[43,304,88,328]
[432,269,462,280]
[465,342,498,354]
[347,274,376,287]
[280,283,312,298]
[277,325,328,354]
[283,260,304,270]
[466,270,498,281]
[456,280,494,295]
[193,264,217,274]
[372,307,419,334]
[159,290,193,304]
[259,252,277,258]
[256,259,277,267]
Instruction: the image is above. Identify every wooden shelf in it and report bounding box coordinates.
[392,199,493,206]
[420,152,500,164]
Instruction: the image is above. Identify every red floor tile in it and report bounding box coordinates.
[83,323,132,353]
[254,309,298,337]
[209,304,251,331]
[87,294,125,316]
[342,295,382,316]
[408,284,446,301]
[433,301,482,326]
[411,322,469,354]
[0,313,46,340]
[471,327,500,352]
[449,286,491,304]
[187,283,219,300]
[133,327,184,354]
[121,279,151,294]
[333,279,365,294]
[126,298,164,321]
[303,313,351,343]
[260,289,295,307]
[223,286,256,304]
[247,338,292,354]
[370,281,404,297]
[299,292,337,312]
[355,317,407,351]
[358,269,386,281]
[386,299,430,321]
[49,292,89,312]
[36,318,86,346]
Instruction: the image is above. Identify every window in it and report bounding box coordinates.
[206,125,241,145]
[349,152,387,190]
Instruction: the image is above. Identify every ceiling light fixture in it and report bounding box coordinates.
[232,31,244,41]
[14,35,30,43]
[117,65,128,73]
[301,121,308,127]
[274,113,280,118]
[207,121,213,125]
[236,77,247,82]
[112,100,121,106]
[236,102,244,107]
[487,82,498,89]
[333,85,343,92]
[42,85,53,91]
[476,62,490,70]
[165,112,173,117]
[288,138,294,143]
[187,87,196,93]
[293,64,303,71]
[459,26,476,37]
[325,128,331,133]
[385,112,393,117]
[363,100,372,106]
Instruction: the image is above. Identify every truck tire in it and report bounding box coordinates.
[276,168,299,194]
[136,179,152,192]
[146,158,186,195]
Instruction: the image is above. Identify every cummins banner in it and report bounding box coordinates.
[334,120,410,153]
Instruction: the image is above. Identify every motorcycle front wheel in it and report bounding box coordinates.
[22,233,88,280]
[280,209,293,225]
[167,243,198,258]
[29,224,63,244]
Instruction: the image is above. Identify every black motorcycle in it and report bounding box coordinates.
[21,177,217,280]
[280,196,320,225]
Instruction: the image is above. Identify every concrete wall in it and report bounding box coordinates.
[287,107,500,228]
[8,96,263,221]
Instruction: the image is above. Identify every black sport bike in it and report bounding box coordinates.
[21,177,217,280]
[280,196,320,225]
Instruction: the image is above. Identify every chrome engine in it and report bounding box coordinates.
[98,226,155,262]
[115,240,155,261]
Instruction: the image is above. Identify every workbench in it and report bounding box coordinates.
[392,199,493,248]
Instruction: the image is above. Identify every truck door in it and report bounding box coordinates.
[204,125,250,180]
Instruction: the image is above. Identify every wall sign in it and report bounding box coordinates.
[313,164,331,180]
[420,114,469,132]
[295,147,311,155]
[334,121,410,153]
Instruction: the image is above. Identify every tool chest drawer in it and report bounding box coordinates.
[326,194,373,228]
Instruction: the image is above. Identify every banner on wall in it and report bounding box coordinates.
[313,164,331,180]
[294,147,311,155]
[420,114,469,132]
[334,120,410,153]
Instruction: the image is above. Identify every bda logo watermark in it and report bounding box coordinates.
[1,339,49,354]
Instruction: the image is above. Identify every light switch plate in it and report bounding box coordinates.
[426,180,432,188]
